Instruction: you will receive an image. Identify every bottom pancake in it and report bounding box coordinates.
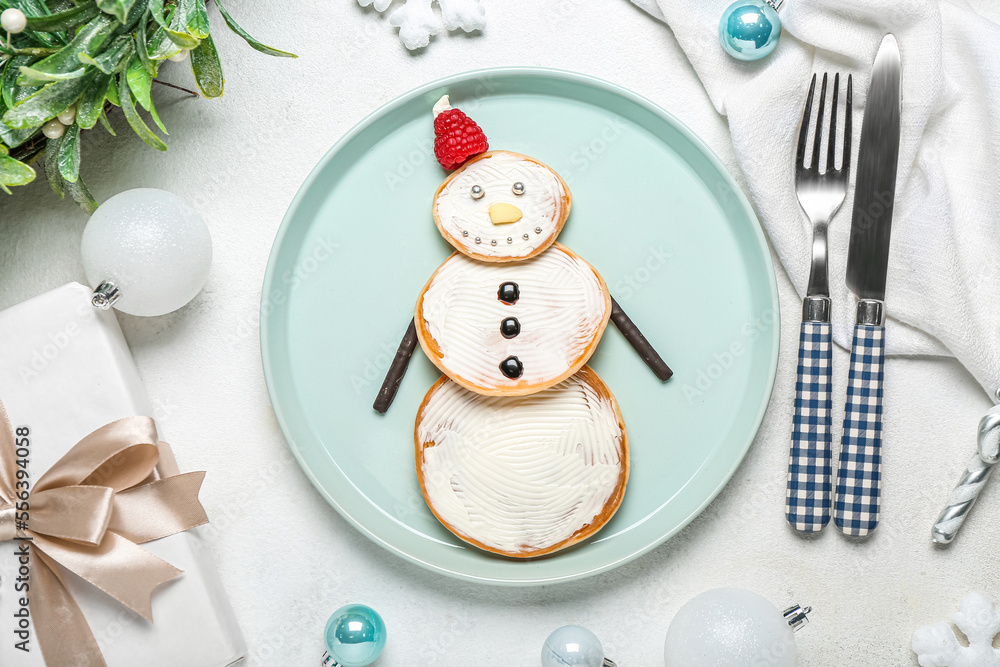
[414,366,628,558]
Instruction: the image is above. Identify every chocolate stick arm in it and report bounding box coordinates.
[609,297,673,381]
[373,318,419,414]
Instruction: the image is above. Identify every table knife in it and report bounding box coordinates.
[834,34,902,538]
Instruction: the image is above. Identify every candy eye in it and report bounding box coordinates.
[470,185,484,199]
[512,182,525,196]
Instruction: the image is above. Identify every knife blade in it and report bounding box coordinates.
[834,33,902,538]
[846,34,902,302]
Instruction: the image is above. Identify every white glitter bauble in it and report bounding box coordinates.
[81,188,212,317]
[664,589,800,667]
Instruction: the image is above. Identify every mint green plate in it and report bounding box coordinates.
[261,68,779,585]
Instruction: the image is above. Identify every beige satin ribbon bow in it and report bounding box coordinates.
[0,400,209,667]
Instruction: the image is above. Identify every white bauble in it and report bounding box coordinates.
[664,589,798,667]
[81,189,212,317]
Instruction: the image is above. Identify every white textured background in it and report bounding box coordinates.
[0,2,996,665]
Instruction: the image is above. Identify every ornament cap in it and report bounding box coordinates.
[783,604,812,632]
[91,281,121,310]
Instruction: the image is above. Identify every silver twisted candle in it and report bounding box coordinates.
[931,405,1000,544]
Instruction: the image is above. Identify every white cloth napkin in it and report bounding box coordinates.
[630,0,1000,400]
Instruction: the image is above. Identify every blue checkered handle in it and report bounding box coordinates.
[834,322,885,537]
[786,320,833,533]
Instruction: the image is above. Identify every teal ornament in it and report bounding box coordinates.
[541,626,617,667]
[322,604,386,667]
[719,0,784,61]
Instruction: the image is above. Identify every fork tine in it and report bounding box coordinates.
[811,73,828,171]
[796,74,817,170]
[842,74,853,174]
[827,73,840,173]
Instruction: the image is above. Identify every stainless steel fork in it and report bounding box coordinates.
[785,72,853,535]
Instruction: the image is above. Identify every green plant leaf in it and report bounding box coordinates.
[98,105,115,134]
[104,73,120,105]
[3,71,95,128]
[96,0,136,23]
[0,93,39,147]
[146,0,169,29]
[28,13,116,77]
[17,64,87,84]
[0,144,7,156]
[109,0,145,33]
[66,175,97,212]
[189,32,222,98]
[125,53,165,132]
[119,70,165,150]
[146,16,183,61]
[0,154,35,192]
[156,0,199,49]
[11,0,51,17]
[76,33,133,74]
[76,72,109,129]
[183,0,209,39]
[57,118,79,182]
[0,156,33,192]
[24,2,101,32]
[3,56,41,110]
[44,134,64,197]
[135,9,156,76]
[214,0,296,58]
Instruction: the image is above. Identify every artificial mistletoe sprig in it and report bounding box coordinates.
[0,0,294,211]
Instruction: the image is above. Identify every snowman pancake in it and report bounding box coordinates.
[415,366,628,558]
[371,96,672,560]
[433,151,571,262]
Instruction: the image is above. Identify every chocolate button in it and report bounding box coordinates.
[499,356,523,379]
[500,317,520,339]
[497,282,519,305]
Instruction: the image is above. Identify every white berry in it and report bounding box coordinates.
[1,8,27,34]
[168,49,189,62]
[57,105,77,126]
[42,120,65,139]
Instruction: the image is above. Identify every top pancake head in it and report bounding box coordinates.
[433,151,571,262]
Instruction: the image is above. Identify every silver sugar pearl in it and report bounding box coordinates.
[534,226,542,234]
[471,185,484,199]
[491,239,497,246]
[522,234,530,240]
[506,237,513,244]
[512,182,525,196]
[474,236,481,244]
[461,230,469,237]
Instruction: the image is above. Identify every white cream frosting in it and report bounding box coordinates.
[418,245,609,393]
[417,371,626,555]
[434,152,567,259]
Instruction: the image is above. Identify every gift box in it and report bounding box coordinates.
[0,283,246,666]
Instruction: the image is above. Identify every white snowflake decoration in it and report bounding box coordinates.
[913,593,1000,667]
[359,0,486,50]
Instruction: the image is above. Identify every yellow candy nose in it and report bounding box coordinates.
[489,202,523,225]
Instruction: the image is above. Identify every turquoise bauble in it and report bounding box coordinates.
[718,0,782,61]
[324,604,386,667]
